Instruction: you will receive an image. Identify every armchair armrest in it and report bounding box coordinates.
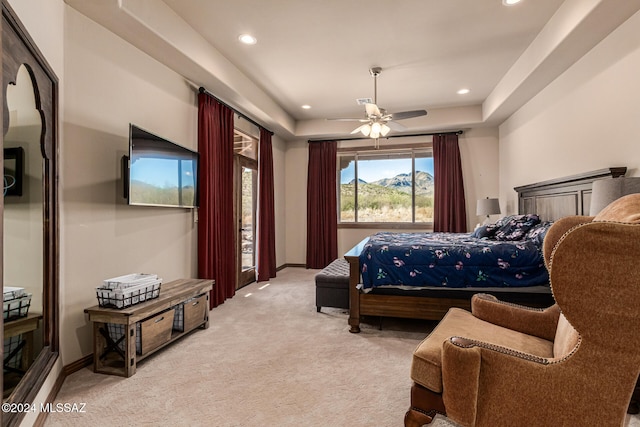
[441,337,552,426]
[440,338,481,427]
[471,294,560,341]
[449,336,550,364]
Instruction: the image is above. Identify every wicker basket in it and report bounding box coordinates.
[96,274,162,309]
[3,293,31,321]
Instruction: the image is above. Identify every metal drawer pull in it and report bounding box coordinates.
[155,316,164,323]
[192,301,200,306]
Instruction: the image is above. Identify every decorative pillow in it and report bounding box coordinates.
[593,193,640,223]
[493,214,541,241]
[483,215,512,235]
[491,215,512,228]
[524,221,553,246]
[471,225,493,239]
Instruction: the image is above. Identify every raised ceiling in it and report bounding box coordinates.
[65,0,640,140]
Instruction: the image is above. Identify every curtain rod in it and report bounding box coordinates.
[307,129,463,143]
[198,87,274,136]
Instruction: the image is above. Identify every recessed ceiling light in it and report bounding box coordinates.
[457,88,470,95]
[301,105,311,109]
[502,0,522,5]
[238,34,257,45]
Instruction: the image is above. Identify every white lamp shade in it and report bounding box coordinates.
[590,177,640,215]
[477,198,501,216]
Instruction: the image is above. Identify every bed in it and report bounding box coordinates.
[345,167,627,333]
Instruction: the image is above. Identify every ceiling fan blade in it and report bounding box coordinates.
[327,118,368,122]
[365,103,381,117]
[386,121,407,132]
[390,110,427,120]
[351,124,371,135]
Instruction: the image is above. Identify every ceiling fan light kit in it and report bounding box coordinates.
[330,67,427,147]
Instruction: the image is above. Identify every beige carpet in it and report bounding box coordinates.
[46,267,436,427]
[45,267,640,427]
[430,414,462,427]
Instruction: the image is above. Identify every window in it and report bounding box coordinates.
[234,130,257,160]
[338,148,434,224]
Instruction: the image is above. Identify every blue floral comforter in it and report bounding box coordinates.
[359,231,549,290]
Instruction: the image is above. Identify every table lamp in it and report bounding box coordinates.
[477,197,501,225]
[590,177,640,215]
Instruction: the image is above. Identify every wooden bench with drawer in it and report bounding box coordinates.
[85,278,214,377]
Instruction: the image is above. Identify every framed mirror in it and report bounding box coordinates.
[1,2,59,426]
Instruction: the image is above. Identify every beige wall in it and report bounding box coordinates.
[284,140,308,264]
[61,5,289,366]
[63,7,199,364]
[271,135,287,268]
[283,128,500,263]
[499,10,640,213]
[63,7,289,362]
[458,128,501,230]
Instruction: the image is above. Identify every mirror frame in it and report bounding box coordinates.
[1,1,59,426]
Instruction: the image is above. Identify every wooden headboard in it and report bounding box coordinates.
[514,167,627,221]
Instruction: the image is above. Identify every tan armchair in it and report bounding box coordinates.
[405,194,640,427]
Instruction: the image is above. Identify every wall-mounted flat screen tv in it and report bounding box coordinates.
[127,124,198,208]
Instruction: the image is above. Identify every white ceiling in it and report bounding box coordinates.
[64,0,640,140]
[162,0,563,119]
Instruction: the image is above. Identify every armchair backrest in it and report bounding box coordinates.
[547,193,640,361]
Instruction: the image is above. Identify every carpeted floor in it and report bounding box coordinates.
[46,267,640,427]
[46,267,436,426]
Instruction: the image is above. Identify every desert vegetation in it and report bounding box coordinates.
[340,181,433,222]
[130,181,195,206]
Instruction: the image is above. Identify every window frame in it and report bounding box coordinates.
[337,143,434,229]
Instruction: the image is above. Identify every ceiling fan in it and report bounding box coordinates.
[329,67,427,145]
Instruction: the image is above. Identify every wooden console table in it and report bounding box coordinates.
[4,313,43,372]
[85,278,213,377]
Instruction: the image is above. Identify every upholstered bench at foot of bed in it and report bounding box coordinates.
[315,258,350,312]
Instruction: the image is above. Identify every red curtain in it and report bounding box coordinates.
[433,133,467,233]
[257,128,276,281]
[197,92,236,309]
[306,141,338,268]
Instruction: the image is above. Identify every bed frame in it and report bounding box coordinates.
[345,167,627,333]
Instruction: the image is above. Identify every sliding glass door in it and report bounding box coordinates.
[234,131,258,289]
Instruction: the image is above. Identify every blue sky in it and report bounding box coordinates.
[340,157,434,184]
[130,158,195,188]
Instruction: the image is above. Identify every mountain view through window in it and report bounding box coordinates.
[339,151,434,223]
